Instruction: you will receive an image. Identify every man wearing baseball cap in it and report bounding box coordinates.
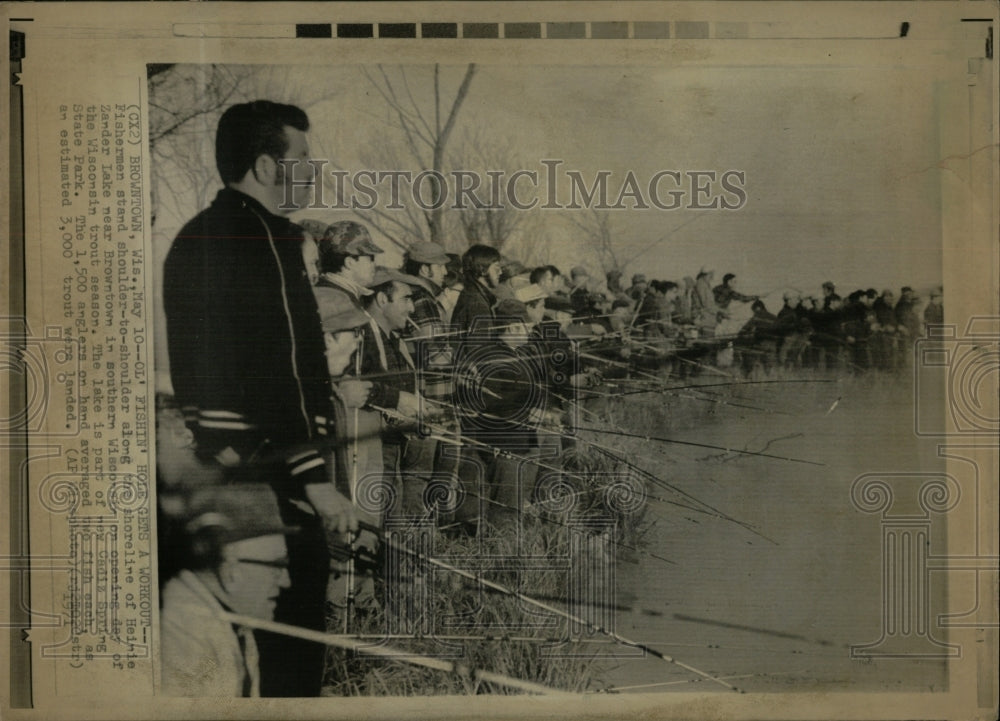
[402,240,450,338]
[313,220,384,318]
[160,484,296,697]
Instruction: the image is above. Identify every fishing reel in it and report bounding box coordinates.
[328,530,382,577]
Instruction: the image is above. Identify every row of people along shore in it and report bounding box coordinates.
[156,100,944,698]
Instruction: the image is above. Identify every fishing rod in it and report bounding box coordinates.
[585,378,785,416]
[591,377,836,400]
[576,425,823,467]
[440,399,778,545]
[511,391,778,542]
[367,524,744,693]
[575,441,779,546]
[218,611,568,695]
[671,353,736,379]
[672,389,790,416]
[369,403,679,568]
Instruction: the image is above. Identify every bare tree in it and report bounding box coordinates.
[565,208,620,273]
[358,64,477,244]
[148,64,250,152]
[450,127,529,251]
[149,64,343,231]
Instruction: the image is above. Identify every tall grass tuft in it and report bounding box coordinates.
[322,445,648,696]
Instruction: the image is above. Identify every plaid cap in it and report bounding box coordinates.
[319,221,384,256]
[182,483,298,544]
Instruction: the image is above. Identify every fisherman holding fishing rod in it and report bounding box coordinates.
[159,98,938,700]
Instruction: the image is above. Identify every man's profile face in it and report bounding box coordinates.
[346,254,376,286]
[274,126,314,215]
[301,237,320,285]
[526,299,546,325]
[484,261,502,289]
[553,310,573,331]
[325,330,360,376]
[223,534,290,620]
[501,321,530,348]
[382,281,415,331]
[424,263,447,287]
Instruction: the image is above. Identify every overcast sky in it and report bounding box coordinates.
[154,61,945,298]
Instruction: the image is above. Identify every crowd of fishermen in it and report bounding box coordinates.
[155,100,945,699]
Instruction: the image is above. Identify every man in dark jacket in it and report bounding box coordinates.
[163,100,356,697]
[844,289,878,372]
[737,299,779,375]
[454,298,544,531]
[713,273,758,310]
[356,270,432,518]
[776,292,809,368]
[451,244,501,335]
[872,289,899,371]
[923,288,944,329]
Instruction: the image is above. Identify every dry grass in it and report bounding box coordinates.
[322,446,647,696]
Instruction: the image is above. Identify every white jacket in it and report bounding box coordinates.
[160,570,258,697]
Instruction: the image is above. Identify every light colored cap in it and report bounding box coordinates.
[514,283,548,304]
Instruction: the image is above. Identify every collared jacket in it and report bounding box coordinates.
[160,570,259,697]
[163,188,332,491]
[356,319,416,413]
[712,283,755,309]
[407,276,446,335]
[314,273,370,319]
[456,339,545,451]
[451,277,497,336]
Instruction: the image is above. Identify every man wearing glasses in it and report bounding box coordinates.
[160,484,296,697]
